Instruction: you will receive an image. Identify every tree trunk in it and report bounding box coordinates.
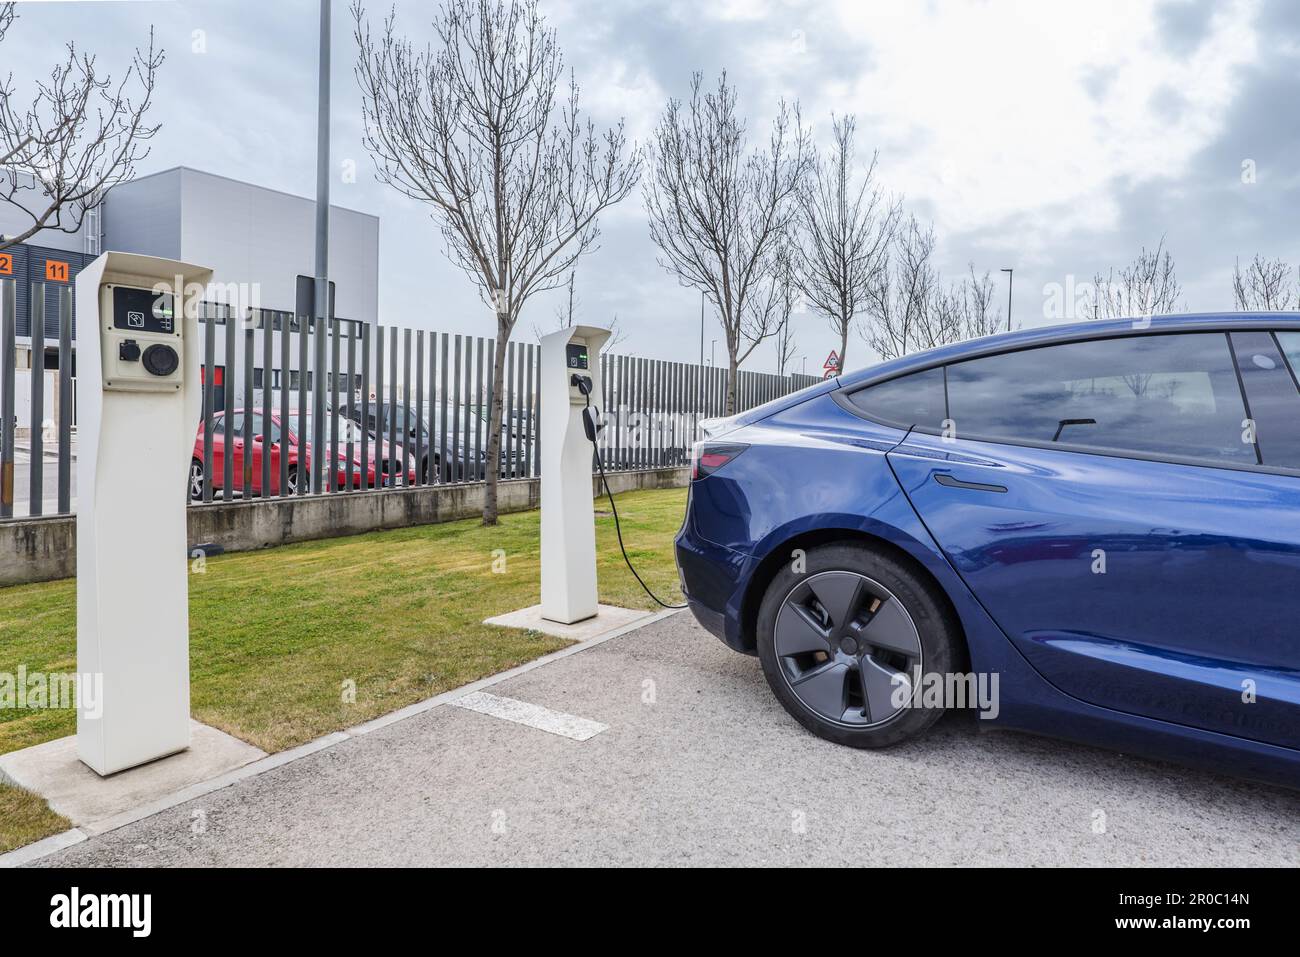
[481,323,511,525]
[839,323,849,376]
[726,354,739,416]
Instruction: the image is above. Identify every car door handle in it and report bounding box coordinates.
[933,473,1007,493]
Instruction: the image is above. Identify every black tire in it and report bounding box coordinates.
[189,459,205,501]
[286,465,307,495]
[756,542,959,749]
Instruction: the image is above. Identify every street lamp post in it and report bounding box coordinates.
[1000,267,1014,332]
[311,0,331,493]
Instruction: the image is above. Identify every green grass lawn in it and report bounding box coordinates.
[0,486,686,853]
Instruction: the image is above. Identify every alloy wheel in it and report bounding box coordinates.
[774,571,923,728]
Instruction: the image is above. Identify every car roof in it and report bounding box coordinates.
[835,311,1300,390]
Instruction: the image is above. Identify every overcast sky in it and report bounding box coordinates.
[4,0,1297,374]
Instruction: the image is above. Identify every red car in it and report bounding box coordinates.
[190,409,417,499]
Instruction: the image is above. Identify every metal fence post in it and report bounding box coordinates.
[438,333,448,484]
[280,309,291,496]
[450,335,461,483]
[375,325,385,487]
[0,279,14,518]
[28,283,45,516]
[346,320,356,490]
[242,318,255,497]
[388,329,398,484]
[414,330,424,486]
[329,316,341,492]
[402,327,412,483]
[262,310,273,496]
[57,286,72,514]
[222,305,235,499]
[360,323,371,490]
[202,302,215,503]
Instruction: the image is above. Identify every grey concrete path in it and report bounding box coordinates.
[36,612,1300,867]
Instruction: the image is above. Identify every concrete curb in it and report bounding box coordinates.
[0,607,681,868]
[0,827,88,867]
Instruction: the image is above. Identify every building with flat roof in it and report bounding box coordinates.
[102,167,378,327]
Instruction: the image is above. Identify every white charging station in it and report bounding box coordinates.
[75,252,212,776]
[539,325,611,624]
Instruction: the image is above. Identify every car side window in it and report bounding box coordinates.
[846,366,947,430]
[944,333,1255,465]
[1230,331,1300,470]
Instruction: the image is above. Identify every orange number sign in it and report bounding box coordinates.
[45,259,70,283]
[0,253,11,276]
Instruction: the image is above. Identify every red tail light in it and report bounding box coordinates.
[691,442,748,480]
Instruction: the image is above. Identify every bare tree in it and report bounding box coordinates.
[353,0,640,523]
[1232,254,1297,311]
[644,71,811,414]
[1090,237,1182,319]
[774,309,797,375]
[533,267,626,347]
[764,245,799,375]
[795,115,898,372]
[914,283,962,351]
[865,214,938,359]
[957,264,1007,339]
[0,2,162,252]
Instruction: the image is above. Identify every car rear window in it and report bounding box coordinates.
[846,366,946,430]
[944,333,1254,464]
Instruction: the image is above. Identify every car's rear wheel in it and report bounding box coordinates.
[286,465,307,495]
[756,543,959,748]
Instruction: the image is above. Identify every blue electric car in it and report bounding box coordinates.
[675,313,1300,788]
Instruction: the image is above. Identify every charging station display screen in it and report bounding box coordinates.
[112,286,177,335]
[566,343,589,370]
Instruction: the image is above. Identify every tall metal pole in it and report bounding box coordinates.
[311,0,331,493]
[699,291,704,366]
[1001,267,1014,332]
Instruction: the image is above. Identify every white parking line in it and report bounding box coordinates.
[451,691,608,741]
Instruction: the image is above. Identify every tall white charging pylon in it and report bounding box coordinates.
[76,252,212,776]
[539,325,611,624]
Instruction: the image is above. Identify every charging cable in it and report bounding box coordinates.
[573,374,687,610]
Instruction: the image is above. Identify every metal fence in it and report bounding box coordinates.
[0,276,825,518]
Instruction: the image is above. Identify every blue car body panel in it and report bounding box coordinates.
[675,312,1300,788]
[888,433,1300,752]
